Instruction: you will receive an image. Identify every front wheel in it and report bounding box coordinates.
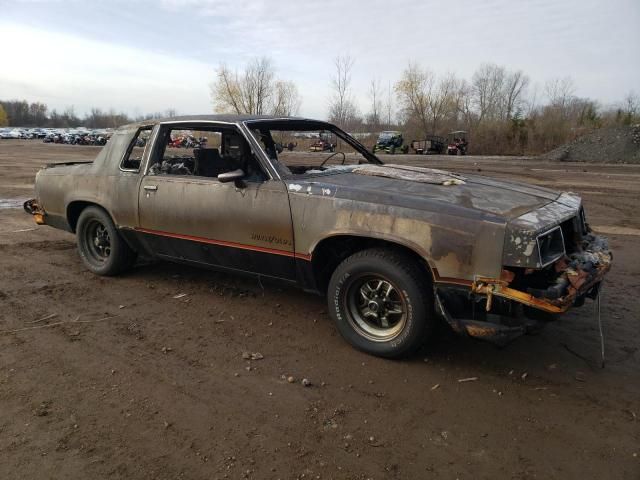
[76,206,136,276]
[327,248,434,358]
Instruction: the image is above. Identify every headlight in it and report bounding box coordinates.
[536,226,565,267]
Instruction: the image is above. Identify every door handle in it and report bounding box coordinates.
[144,185,158,191]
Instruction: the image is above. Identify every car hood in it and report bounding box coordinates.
[306,166,561,220]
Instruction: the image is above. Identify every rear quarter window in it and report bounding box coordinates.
[120,127,153,172]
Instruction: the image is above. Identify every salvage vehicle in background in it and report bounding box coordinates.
[447,130,468,155]
[25,115,611,358]
[372,131,409,154]
[309,131,335,152]
[410,134,446,155]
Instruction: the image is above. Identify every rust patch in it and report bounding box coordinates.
[472,259,610,314]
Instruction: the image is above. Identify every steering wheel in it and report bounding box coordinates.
[319,151,346,168]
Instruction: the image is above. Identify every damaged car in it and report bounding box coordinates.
[24,115,611,358]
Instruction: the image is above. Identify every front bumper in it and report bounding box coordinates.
[435,232,612,345]
[473,233,611,314]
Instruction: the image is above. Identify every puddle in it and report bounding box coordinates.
[0,198,29,209]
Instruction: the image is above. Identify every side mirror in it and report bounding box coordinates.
[218,168,245,184]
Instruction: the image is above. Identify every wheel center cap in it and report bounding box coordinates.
[368,301,380,312]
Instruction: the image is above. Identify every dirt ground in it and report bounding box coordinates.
[1,141,638,480]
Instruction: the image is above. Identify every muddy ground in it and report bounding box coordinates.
[0,141,638,479]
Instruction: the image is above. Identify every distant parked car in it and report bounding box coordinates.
[3,129,24,139]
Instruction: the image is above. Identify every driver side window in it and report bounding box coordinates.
[148,125,267,182]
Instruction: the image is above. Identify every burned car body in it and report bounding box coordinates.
[25,115,611,357]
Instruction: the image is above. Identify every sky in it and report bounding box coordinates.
[1,0,638,119]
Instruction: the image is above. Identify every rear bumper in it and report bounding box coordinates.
[24,198,73,232]
[23,198,45,225]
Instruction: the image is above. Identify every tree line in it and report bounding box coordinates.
[3,57,637,156]
[0,100,176,129]
[211,56,639,155]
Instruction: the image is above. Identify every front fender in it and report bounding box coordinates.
[293,194,506,282]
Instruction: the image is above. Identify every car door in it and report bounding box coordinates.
[136,123,296,281]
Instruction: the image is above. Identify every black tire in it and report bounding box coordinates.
[76,206,136,276]
[327,248,434,358]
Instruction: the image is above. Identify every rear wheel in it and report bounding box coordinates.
[327,248,434,358]
[76,206,136,276]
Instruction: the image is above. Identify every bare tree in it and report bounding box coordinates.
[272,80,302,117]
[28,102,48,126]
[427,73,457,131]
[396,65,457,133]
[245,57,275,115]
[395,63,433,134]
[544,77,576,109]
[328,55,358,128]
[329,99,361,131]
[452,78,474,128]
[525,83,540,117]
[385,81,394,127]
[366,78,383,129]
[211,57,301,116]
[621,91,639,124]
[471,63,506,123]
[503,70,529,120]
[212,57,274,115]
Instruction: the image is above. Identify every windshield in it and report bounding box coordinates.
[245,120,380,177]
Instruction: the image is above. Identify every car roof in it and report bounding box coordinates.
[120,114,311,129]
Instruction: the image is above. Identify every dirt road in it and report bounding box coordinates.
[1,141,638,479]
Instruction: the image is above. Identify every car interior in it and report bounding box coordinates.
[146,126,266,182]
[245,120,378,177]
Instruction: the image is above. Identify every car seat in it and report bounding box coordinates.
[194,148,239,177]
